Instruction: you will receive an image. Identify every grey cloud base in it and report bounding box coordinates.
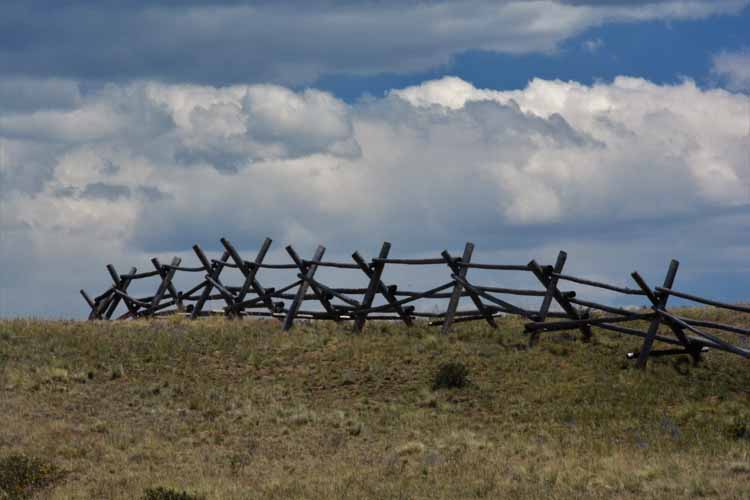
[1,1,747,86]
[1,75,749,317]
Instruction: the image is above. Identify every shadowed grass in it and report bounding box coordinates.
[0,308,749,499]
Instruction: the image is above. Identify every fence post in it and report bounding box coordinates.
[146,257,181,316]
[152,258,184,312]
[352,247,413,328]
[286,245,338,320]
[283,245,326,331]
[631,260,680,368]
[191,247,230,319]
[80,290,103,320]
[221,237,276,315]
[104,265,137,319]
[442,243,497,333]
[354,242,391,332]
[528,254,592,344]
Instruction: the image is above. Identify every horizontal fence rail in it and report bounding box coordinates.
[81,237,750,369]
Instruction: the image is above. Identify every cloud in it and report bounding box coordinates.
[80,182,131,201]
[582,38,604,53]
[712,48,750,91]
[0,77,81,113]
[143,83,360,172]
[1,74,749,317]
[0,1,747,85]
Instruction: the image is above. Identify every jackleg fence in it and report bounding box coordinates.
[81,237,750,368]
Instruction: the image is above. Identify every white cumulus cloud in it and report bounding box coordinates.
[1,74,749,317]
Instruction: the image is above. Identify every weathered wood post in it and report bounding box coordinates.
[145,256,181,316]
[528,253,592,344]
[221,237,276,315]
[631,260,680,368]
[441,242,497,333]
[191,246,231,319]
[283,245,326,331]
[354,242,391,332]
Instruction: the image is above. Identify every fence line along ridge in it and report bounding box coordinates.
[81,237,750,369]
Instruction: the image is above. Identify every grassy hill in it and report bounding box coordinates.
[1,310,750,499]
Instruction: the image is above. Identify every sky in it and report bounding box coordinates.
[0,0,749,318]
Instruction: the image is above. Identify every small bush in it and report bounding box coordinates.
[432,362,469,390]
[142,487,206,500]
[0,454,63,500]
[727,416,750,440]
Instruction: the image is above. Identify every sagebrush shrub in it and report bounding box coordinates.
[727,415,750,440]
[142,487,206,500]
[0,454,62,500]
[432,362,469,390]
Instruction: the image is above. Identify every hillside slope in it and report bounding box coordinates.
[1,311,750,499]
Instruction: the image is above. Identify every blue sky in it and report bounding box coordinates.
[314,7,750,101]
[0,0,748,317]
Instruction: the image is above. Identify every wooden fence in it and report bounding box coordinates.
[81,237,750,368]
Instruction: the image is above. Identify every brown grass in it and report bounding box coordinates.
[1,308,750,499]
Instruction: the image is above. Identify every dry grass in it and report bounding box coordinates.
[1,309,750,499]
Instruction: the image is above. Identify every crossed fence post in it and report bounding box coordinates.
[353,242,391,332]
[351,242,414,331]
[283,245,327,331]
[442,243,497,333]
[192,246,233,318]
[143,257,181,316]
[628,260,744,367]
[104,265,137,319]
[626,260,748,367]
[151,258,184,313]
[80,288,111,320]
[629,260,684,367]
[527,252,591,346]
[221,238,278,316]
